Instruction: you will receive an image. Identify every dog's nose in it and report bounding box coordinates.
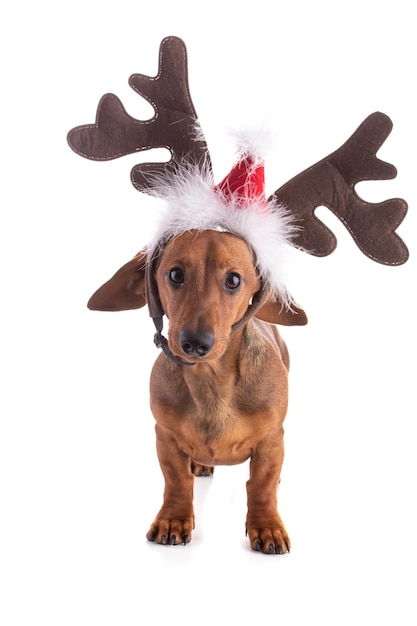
[179,329,214,357]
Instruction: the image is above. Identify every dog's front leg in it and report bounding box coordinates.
[246,433,290,555]
[146,424,195,546]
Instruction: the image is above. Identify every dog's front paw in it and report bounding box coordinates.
[246,520,291,555]
[146,517,194,546]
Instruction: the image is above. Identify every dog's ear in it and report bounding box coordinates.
[256,295,308,326]
[87,251,147,311]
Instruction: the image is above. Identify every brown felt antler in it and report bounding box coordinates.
[67,36,408,266]
[67,36,211,193]
[270,112,408,265]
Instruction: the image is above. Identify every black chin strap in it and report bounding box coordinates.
[146,246,195,366]
[152,316,196,366]
[230,281,268,334]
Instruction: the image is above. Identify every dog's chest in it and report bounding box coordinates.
[186,366,267,414]
[186,433,254,466]
[179,395,283,466]
[181,368,283,451]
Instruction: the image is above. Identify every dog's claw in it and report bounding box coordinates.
[248,523,291,555]
[170,535,177,545]
[181,534,189,545]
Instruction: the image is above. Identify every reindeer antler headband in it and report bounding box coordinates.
[68,36,409,298]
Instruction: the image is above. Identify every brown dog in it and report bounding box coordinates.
[88,228,307,554]
[68,37,408,556]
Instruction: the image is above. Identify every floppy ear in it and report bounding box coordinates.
[87,250,147,311]
[255,295,308,326]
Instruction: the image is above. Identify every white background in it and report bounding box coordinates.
[1,1,416,624]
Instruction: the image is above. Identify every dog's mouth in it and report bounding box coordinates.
[166,329,229,365]
[172,345,217,364]
[164,345,213,366]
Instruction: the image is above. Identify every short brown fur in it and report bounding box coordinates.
[88,229,307,554]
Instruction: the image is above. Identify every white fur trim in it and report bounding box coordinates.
[146,162,298,308]
[227,125,276,162]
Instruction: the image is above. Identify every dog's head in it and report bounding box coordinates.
[88,229,307,363]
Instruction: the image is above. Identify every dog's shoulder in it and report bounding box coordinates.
[242,320,284,364]
[236,320,288,407]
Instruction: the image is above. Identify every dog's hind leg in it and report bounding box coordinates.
[190,461,214,477]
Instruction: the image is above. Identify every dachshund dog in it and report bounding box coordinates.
[88,228,307,554]
[69,37,407,556]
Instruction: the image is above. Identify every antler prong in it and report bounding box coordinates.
[271,112,408,265]
[67,36,211,192]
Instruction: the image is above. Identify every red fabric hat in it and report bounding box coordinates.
[215,155,267,209]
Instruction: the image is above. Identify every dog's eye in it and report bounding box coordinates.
[224,272,241,292]
[168,267,185,286]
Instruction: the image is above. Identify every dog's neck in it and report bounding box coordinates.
[180,352,239,441]
[176,322,268,441]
